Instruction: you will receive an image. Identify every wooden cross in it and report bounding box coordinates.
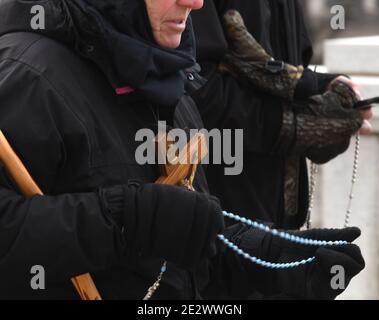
[155,131,208,187]
[0,130,208,300]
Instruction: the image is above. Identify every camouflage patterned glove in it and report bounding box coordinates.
[220,10,304,101]
[281,80,363,164]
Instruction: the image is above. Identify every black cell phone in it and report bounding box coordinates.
[354,97,379,110]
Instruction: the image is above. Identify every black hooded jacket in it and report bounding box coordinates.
[0,0,263,300]
[191,0,339,229]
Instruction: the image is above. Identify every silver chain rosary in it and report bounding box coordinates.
[143,261,167,300]
[306,161,318,229]
[306,134,360,229]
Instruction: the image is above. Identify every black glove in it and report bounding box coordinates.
[100,182,225,270]
[232,226,365,299]
[276,80,363,164]
[220,10,304,101]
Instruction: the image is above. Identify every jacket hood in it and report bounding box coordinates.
[0,0,197,105]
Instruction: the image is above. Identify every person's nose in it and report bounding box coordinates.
[177,0,204,10]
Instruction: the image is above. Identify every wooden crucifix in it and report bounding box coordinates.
[0,130,208,300]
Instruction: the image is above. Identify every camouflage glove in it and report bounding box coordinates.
[278,80,363,164]
[220,10,304,101]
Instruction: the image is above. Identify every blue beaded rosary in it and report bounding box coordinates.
[220,211,348,269]
[143,210,349,299]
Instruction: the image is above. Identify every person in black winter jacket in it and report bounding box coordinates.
[191,0,373,229]
[0,0,364,300]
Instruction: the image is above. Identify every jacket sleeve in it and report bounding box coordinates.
[191,67,284,155]
[0,60,125,286]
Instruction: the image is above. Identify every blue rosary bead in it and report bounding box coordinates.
[217,210,350,269]
[222,211,348,247]
[217,235,316,269]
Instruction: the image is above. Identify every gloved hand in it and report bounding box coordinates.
[219,10,304,101]
[231,226,365,299]
[100,182,225,270]
[289,80,363,164]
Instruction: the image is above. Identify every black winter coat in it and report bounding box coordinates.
[0,31,198,300]
[0,0,257,300]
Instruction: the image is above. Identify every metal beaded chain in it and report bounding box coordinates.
[143,174,197,300]
[344,135,360,227]
[143,261,167,300]
[306,134,360,229]
[306,162,319,229]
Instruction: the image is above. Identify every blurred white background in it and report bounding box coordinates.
[303,0,379,300]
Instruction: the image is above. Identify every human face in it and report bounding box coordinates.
[145,0,204,49]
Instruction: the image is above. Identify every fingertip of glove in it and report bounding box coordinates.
[342,227,361,242]
[315,243,365,270]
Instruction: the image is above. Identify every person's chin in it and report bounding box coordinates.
[158,34,183,49]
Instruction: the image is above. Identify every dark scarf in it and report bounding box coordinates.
[0,0,196,105]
